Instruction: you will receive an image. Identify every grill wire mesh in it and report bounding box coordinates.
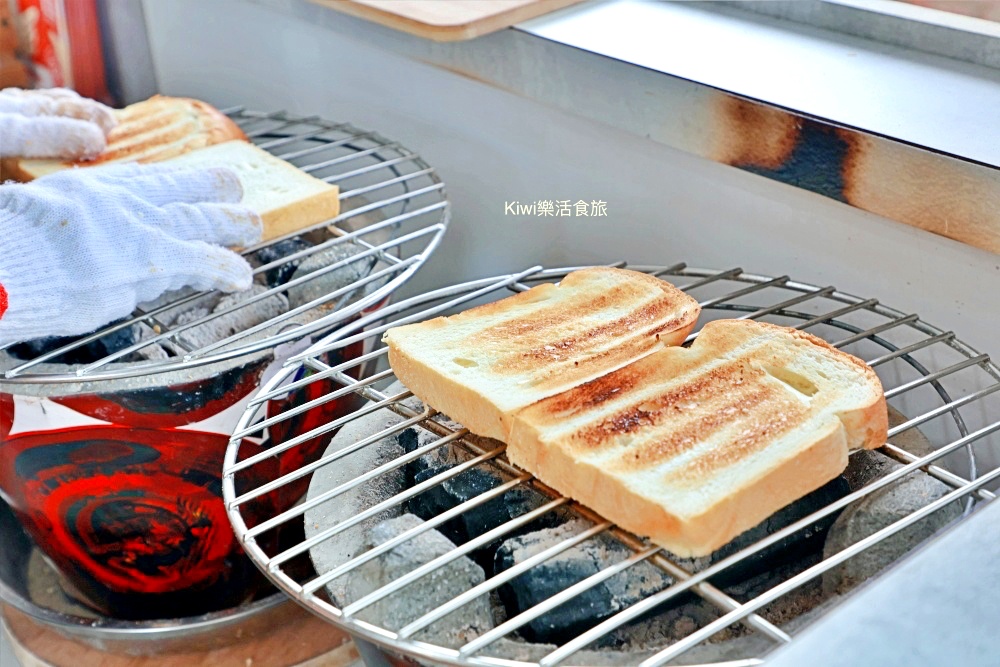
[224,264,1000,667]
[0,108,449,383]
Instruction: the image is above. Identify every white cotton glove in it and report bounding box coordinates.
[0,87,117,160]
[0,162,263,345]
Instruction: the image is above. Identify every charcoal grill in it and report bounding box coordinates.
[223,264,1000,667]
[0,107,449,624]
[0,107,449,383]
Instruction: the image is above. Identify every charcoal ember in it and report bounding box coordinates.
[502,486,568,532]
[408,465,506,544]
[7,320,139,364]
[345,513,494,648]
[287,242,373,310]
[253,238,314,288]
[175,285,288,350]
[822,462,962,595]
[843,409,934,492]
[171,307,212,329]
[710,477,851,587]
[396,420,463,484]
[407,464,567,554]
[495,521,670,644]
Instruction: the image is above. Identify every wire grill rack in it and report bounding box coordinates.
[0,108,449,383]
[223,264,1000,667]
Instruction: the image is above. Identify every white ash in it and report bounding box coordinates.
[170,284,289,351]
[343,513,494,648]
[305,396,409,604]
[128,286,286,359]
[171,306,213,328]
[503,519,671,606]
[131,322,170,361]
[380,380,499,472]
[287,242,374,310]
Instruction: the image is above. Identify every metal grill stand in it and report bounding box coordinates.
[0,108,449,384]
[225,264,1000,667]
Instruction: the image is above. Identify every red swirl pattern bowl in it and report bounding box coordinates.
[0,340,364,620]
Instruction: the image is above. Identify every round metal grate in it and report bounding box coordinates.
[224,264,1000,667]
[0,108,449,384]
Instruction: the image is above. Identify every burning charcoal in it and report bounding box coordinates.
[822,463,962,595]
[710,477,851,586]
[502,486,568,532]
[175,285,288,350]
[344,513,494,648]
[407,465,567,554]
[287,242,373,310]
[408,465,506,545]
[495,521,670,644]
[396,422,463,484]
[7,320,138,364]
[253,238,314,288]
[842,449,903,491]
[843,409,933,491]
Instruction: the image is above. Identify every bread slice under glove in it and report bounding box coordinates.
[2,95,246,181]
[384,268,702,441]
[160,140,341,242]
[508,319,887,557]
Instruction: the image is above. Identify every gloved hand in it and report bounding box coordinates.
[0,162,263,345]
[0,87,117,159]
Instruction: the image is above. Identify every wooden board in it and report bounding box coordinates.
[2,604,360,667]
[313,0,585,41]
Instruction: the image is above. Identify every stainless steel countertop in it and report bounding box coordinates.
[768,498,1000,666]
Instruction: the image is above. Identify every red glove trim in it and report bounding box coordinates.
[0,282,7,321]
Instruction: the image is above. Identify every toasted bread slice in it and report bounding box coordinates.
[2,95,246,181]
[508,319,887,557]
[384,268,701,441]
[161,140,341,241]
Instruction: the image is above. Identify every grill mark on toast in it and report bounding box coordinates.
[501,340,659,394]
[486,299,689,375]
[607,384,777,470]
[662,395,808,483]
[537,363,644,415]
[476,286,646,343]
[573,361,760,448]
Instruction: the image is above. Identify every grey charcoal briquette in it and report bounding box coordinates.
[495,520,670,644]
[344,513,494,648]
[305,396,408,604]
[287,242,374,310]
[711,476,850,586]
[174,284,288,350]
[822,462,963,595]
